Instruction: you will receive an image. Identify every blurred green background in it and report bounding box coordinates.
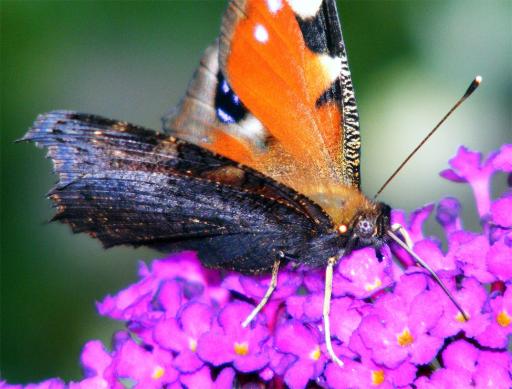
[1,0,510,384]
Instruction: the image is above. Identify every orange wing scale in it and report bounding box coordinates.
[223,1,342,181]
[166,0,367,226]
[209,128,256,167]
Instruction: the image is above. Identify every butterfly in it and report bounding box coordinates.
[21,0,467,365]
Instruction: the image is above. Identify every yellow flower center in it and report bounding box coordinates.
[364,278,382,292]
[189,338,197,352]
[497,309,511,327]
[371,369,385,385]
[234,341,249,356]
[455,311,470,323]
[151,365,165,380]
[309,345,321,361]
[397,328,414,347]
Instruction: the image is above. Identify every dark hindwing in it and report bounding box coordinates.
[22,111,333,273]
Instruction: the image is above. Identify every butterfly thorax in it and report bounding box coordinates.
[307,184,391,252]
[307,184,375,227]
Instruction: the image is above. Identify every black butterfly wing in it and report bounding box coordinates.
[22,111,338,273]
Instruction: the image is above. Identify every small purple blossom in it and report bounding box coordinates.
[332,247,395,298]
[430,277,489,339]
[326,333,417,388]
[274,321,327,389]
[154,302,214,372]
[440,146,497,216]
[197,302,270,372]
[476,286,512,348]
[357,275,445,368]
[416,340,512,389]
[436,196,463,234]
[7,145,512,388]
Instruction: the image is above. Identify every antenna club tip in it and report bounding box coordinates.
[463,76,482,98]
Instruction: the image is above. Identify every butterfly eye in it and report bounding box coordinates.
[337,224,348,234]
[356,219,375,238]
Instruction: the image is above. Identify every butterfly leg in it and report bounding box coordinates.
[241,257,281,327]
[323,256,344,367]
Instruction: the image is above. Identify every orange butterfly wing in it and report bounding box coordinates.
[165,0,366,225]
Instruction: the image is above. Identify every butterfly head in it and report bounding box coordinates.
[337,202,391,254]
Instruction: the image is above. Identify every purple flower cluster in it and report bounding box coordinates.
[3,145,511,389]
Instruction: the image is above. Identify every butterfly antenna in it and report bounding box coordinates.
[387,229,468,321]
[374,75,482,199]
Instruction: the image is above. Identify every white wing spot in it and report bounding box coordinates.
[287,0,322,19]
[239,114,266,140]
[267,0,283,14]
[319,54,342,82]
[254,24,269,43]
[221,80,230,94]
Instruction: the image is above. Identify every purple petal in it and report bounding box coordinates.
[303,268,325,293]
[283,359,315,389]
[475,289,512,348]
[414,240,457,274]
[151,251,202,281]
[416,367,472,389]
[408,333,443,365]
[197,328,234,366]
[218,301,265,333]
[286,295,306,320]
[69,376,115,389]
[436,197,463,234]
[198,303,269,372]
[333,247,393,298]
[493,144,512,172]
[214,367,236,389]
[385,361,417,387]
[487,237,512,281]
[432,278,488,338]
[180,302,214,338]
[275,321,318,356]
[409,204,435,241]
[390,205,434,243]
[179,366,213,388]
[443,340,478,372]
[454,234,495,283]
[259,367,274,381]
[443,146,497,216]
[472,350,512,389]
[393,273,428,307]
[4,379,66,389]
[324,360,372,388]
[330,297,362,344]
[153,317,188,351]
[239,269,302,300]
[357,315,408,368]
[179,366,234,389]
[112,339,177,388]
[233,348,269,373]
[97,278,154,320]
[302,293,323,322]
[490,195,512,228]
[80,340,111,378]
[440,169,466,182]
[173,350,204,373]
